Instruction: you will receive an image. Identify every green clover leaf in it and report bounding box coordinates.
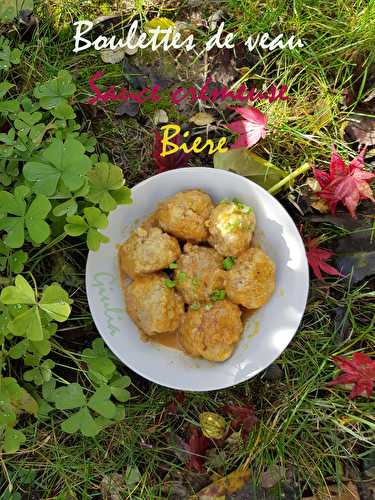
[0,242,28,273]
[61,406,99,437]
[0,81,14,98]
[87,385,117,419]
[52,383,86,410]
[0,185,51,248]
[65,207,109,251]
[24,136,92,196]
[3,427,26,453]
[51,101,76,120]
[0,36,21,70]
[87,162,132,212]
[23,359,55,385]
[0,275,71,341]
[82,338,116,380]
[33,70,76,109]
[14,111,43,133]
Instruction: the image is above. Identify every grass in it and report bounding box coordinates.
[1,0,375,498]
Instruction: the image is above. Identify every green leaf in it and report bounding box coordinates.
[0,216,25,248]
[1,275,35,304]
[8,250,28,273]
[51,102,76,120]
[0,1,33,22]
[110,387,130,402]
[0,81,14,98]
[8,339,29,359]
[42,379,56,402]
[25,194,51,244]
[52,383,86,410]
[8,306,43,341]
[3,428,26,453]
[83,340,116,379]
[39,283,71,322]
[33,70,76,109]
[52,198,78,217]
[64,215,88,236]
[0,185,29,216]
[125,465,141,488]
[111,186,132,205]
[88,385,117,418]
[214,148,285,190]
[24,359,55,385]
[61,407,99,437]
[87,162,126,211]
[84,207,108,229]
[24,137,92,196]
[87,228,109,251]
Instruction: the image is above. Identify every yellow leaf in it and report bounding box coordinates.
[12,387,38,416]
[196,469,250,498]
[190,112,215,126]
[144,17,175,41]
[199,412,226,439]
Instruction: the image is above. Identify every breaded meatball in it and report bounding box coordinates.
[179,300,243,362]
[157,190,214,241]
[206,200,256,256]
[119,227,181,279]
[174,243,223,304]
[124,273,184,336]
[225,248,275,309]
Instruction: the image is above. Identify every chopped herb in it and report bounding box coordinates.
[210,289,226,301]
[233,198,253,215]
[225,219,241,232]
[190,303,200,310]
[204,303,213,311]
[223,256,236,270]
[169,262,177,269]
[178,271,186,283]
[164,279,176,288]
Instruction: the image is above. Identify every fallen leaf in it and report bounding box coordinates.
[190,112,215,126]
[313,145,375,218]
[199,411,227,439]
[123,59,173,91]
[197,469,250,498]
[152,130,191,173]
[305,238,342,281]
[115,101,139,117]
[207,10,223,31]
[100,47,126,64]
[303,480,360,499]
[226,107,267,149]
[100,473,124,500]
[144,17,175,34]
[125,465,141,488]
[214,148,284,190]
[327,352,375,399]
[335,228,375,283]
[261,465,285,489]
[346,115,375,146]
[165,391,185,414]
[222,405,257,438]
[311,198,330,213]
[153,109,168,125]
[183,426,211,472]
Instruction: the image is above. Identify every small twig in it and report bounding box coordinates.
[268,163,311,195]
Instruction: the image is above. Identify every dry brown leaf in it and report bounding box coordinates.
[303,481,360,500]
[100,47,126,64]
[190,112,215,126]
[100,473,124,500]
[261,465,285,489]
[196,469,250,499]
[311,198,330,214]
[153,109,169,125]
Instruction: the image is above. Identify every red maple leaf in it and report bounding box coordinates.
[313,145,375,218]
[183,426,211,472]
[327,352,375,399]
[152,130,191,173]
[226,107,267,149]
[305,238,342,280]
[222,404,257,438]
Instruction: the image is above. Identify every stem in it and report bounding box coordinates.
[268,162,311,195]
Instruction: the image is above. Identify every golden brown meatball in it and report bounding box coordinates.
[206,200,256,256]
[157,190,214,241]
[174,243,223,304]
[179,300,243,362]
[225,248,275,309]
[119,227,181,279]
[124,273,184,336]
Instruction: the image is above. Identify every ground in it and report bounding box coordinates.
[0,0,374,499]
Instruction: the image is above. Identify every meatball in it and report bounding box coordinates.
[124,273,184,336]
[179,300,243,362]
[206,200,256,256]
[174,243,223,304]
[119,227,181,279]
[157,190,214,241]
[225,248,275,309]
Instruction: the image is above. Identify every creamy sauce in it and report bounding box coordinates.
[150,331,183,351]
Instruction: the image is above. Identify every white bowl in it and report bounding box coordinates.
[86,167,309,391]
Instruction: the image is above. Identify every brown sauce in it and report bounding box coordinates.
[149,331,183,351]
